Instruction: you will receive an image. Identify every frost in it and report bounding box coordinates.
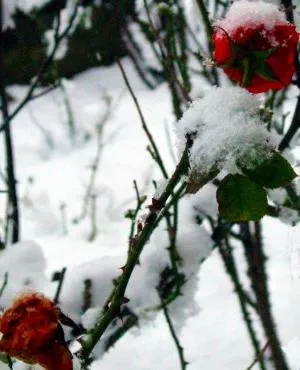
[214,0,287,37]
[176,86,278,177]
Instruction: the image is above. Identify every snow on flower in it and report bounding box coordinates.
[214,0,287,36]
[176,86,278,177]
[213,0,299,93]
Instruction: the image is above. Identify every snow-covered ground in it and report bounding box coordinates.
[1,56,300,370]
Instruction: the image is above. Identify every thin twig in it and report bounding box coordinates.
[194,0,219,85]
[0,2,81,133]
[82,279,93,314]
[0,0,19,244]
[143,0,192,108]
[75,92,124,225]
[0,272,8,298]
[217,236,266,370]
[127,180,146,253]
[246,341,270,370]
[278,0,300,151]
[29,84,58,102]
[279,96,300,151]
[159,291,188,370]
[241,222,289,370]
[53,267,67,305]
[117,59,169,179]
[88,194,97,242]
[118,57,184,311]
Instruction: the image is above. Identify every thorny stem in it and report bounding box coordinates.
[159,292,188,370]
[80,143,191,364]
[240,222,289,370]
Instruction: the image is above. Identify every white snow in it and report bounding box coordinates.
[176,86,278,177]
[0,241,49,309]
[214,0,287,38]
[0,5,299,368]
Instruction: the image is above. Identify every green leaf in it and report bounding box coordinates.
[217,174,268,221]
[238,152,297,189]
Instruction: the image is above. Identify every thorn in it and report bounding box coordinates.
[151,197,164,211]
[104,301,110,311]
[119,265,127,272]
[137,221,143,233]
[121,296,130,304]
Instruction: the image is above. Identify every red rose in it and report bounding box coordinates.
[213,15,299,93]
[0,292,73,370]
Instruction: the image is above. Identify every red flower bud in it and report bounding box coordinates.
[213,8,299,93]
[0,292,73,370]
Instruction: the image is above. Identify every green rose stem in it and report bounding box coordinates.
[195,0,213,40]
[80,143,191,366]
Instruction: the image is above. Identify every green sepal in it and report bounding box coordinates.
[220,36,278,86]
[217,174,268,221]
[255,59,277,82]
